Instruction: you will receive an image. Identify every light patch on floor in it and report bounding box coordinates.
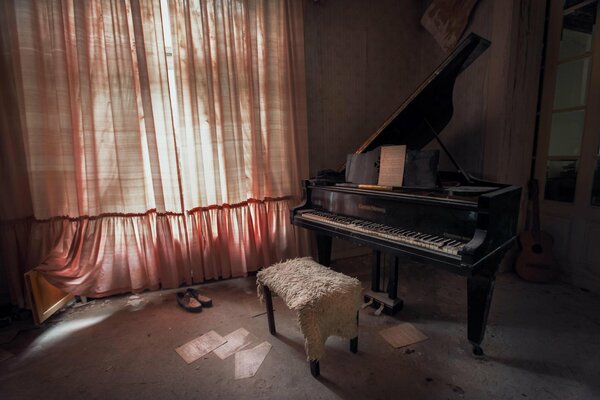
[20,314,110,361]
[1,255,600,399]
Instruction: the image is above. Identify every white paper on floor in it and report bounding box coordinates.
[213,328,258,360]
[234,341,272,379]
[175,330,226,364]
[379,322,428,348]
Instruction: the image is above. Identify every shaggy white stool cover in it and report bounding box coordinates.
[257,257,361,361]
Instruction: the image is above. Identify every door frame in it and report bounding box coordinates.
[534,0,600,287]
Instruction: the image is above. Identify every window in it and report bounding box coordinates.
[544,0,598,203]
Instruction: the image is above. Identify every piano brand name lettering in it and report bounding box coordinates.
[358,204,386,214]
[443,232,470,242]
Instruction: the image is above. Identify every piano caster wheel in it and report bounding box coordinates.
[472,345,484,356]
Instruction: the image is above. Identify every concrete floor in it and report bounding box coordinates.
[1,254,600,400]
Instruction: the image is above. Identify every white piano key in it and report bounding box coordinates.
[301,211,468,256]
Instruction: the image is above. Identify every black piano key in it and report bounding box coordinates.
[302,211,470,256]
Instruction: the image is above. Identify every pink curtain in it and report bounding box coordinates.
[0,0,309,307]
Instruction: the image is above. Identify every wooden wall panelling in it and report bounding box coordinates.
[304,0,368,176]
[303,0,545,265]
[426,0,493,175]
[304,0,444,258]
[482,0,546,226]
[304,0,445,176]
[542,214,573,274]
[304,0,505,179]
[581,221,600,289]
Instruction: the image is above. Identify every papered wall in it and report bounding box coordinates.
[303,0,544,189]
[302,0,547,264]
[303,0,494,178]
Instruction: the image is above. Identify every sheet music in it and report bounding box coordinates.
[378,145,406,187]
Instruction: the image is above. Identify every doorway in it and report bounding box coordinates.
[536,0,600,290]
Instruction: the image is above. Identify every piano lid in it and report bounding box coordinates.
[355,33,490,155]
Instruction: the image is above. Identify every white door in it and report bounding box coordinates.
[536,0,600,291]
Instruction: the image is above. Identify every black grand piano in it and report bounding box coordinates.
[291,33,521,356]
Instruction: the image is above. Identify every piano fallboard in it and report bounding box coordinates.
[308,184,479,240]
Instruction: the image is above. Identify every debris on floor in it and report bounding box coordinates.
[234,341,272,379]
[126,295,145,308]
[245,299,273,318]
[175,330,226,364]
[447,383,465,396]
[379,322,428,348]
[214,328,257,360]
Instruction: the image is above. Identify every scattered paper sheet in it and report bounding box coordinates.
[176,330,226,364]
[379,323,428,348]
[214,328,258,360]
[234,341,272,379]
[378,145,406,187]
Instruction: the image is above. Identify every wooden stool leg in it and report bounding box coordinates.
[350,310,358,353]
[310,360,320,378]
[264,286,276,335]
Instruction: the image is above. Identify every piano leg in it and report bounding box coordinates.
[316,234,332,267]
[371,251,381,291]
[386,255,399,300]
[467,254,500,356]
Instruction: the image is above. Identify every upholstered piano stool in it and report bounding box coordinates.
[256,257,361,378]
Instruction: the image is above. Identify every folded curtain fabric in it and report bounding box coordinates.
[0,0,309,306]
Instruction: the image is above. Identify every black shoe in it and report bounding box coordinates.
[186,288,213,307]
[176,291,203,313]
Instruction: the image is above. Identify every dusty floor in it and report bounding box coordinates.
[1,254,600,400]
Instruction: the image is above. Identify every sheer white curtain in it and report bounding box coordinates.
[168,0,309,280]
[0,0,309,306]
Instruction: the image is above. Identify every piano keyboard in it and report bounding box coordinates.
[300,210,467,255]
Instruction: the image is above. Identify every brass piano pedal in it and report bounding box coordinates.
[374,303,385,316]
[361,298,374,309]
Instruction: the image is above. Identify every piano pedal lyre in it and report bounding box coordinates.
[374,303,385,316]
[361,298,374,309]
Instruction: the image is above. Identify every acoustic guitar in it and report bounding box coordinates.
[515,179,558,282]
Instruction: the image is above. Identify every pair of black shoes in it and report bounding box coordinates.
[176,288,213,313]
